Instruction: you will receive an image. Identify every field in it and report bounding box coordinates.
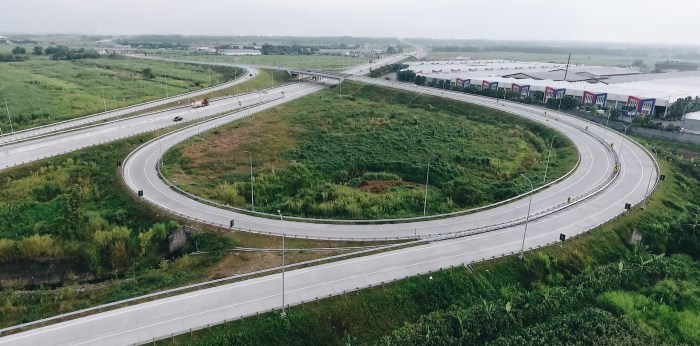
[149,50,371,72]
[0,57,241,131]
[425,51,657,71]
[159,137,700,346]
[0,127,379,328]
[162,81,577,219]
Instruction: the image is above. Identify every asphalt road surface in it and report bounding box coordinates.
[0,52,658,345]
[0,66,259,146]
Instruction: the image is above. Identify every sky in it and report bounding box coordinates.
[1,0,698,45]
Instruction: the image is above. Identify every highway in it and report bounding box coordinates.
[120,79,650,240]
[0,51,658,345]
[0,66,259,146]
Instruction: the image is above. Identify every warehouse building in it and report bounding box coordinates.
[682,111,700,134]
[403,59,700,117]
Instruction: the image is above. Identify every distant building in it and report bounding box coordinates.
[655,61,700,73]
[189,46,217,53]
[682,111,700,134]
[0,35,10,44]
[318,48,353,56]
[219,49,261,56]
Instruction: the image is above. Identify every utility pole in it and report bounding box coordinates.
[519,174,534,260]
[4,98,14,133]
[244,151,254,211]
[557,52,572,112]
[165,75,169,98]
[101,86,107,112]
[618,124,632,158]
[642,147,657,209]
[542,136,558,184]
[277,210,287,318]
[423,158,431,216]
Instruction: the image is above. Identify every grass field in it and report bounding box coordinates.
[0,125,375,328]
[162,81,577,219]
[0,57,241,131]
[158,138,700,346]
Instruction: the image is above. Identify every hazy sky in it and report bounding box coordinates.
[2,0,698,45]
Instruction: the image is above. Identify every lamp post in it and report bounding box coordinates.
[542,136,558,185]
[277,210,287,318]
[243,150,254,211]
[618,124,632,158]
[602,108,613,142]
[423,158,431,217]
[642,146,657,209]
[4,98,13,133]
[101,86,107,112]
[519,174,534,260]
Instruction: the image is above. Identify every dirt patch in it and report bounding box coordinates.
[0,260,93,287]
[358,180,419,194]
[678,148,700,159]
[207,251,337,279]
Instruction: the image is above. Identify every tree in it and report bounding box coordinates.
[142,68,155,79]
[32,46,43,56]
[11,46,26,55]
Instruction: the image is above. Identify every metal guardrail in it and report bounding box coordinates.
[0,68,253,144]
[139,83,621,242]
[0,56,657,339]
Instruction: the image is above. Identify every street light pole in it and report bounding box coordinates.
[157,127,163,168]
[519,174,534,260]
[618,124,632,158]
[542,136,558,185]
[101,86,107,112]
[423,158,431,216]
[602,108,613,142]
[277,210,287,318]
[244,150,254,211]
[642,147,657,209]
[4,98,13,133]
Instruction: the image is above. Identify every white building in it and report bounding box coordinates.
[219,49,261,56]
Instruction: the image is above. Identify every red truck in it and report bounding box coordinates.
[191,98,209,108]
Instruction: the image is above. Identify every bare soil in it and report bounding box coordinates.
[358,180,420,194]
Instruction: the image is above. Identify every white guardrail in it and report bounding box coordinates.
[0,66,254,145]
[0,57,660,339]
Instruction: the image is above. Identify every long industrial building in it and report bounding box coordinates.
[404,59,700,117]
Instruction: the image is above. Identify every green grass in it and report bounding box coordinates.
[158,145,700,345]
[0,56,241,131]
[162,81,577,219]
[0,122,383,327]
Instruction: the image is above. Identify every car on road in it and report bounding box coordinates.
[173,116,183,122]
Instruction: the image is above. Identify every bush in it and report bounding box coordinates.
[17,234,57,259]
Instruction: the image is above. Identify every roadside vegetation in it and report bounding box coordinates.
[162,81,577,219]
[0,56,241,131]
[161,138,700,346]
[0,130,370,328]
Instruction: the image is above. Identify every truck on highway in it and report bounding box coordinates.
[191,98,209,108]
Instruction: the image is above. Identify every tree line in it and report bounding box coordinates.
[1,45,101,62]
